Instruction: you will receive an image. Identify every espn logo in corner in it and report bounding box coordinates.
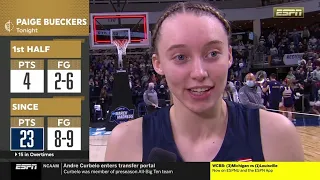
[273,7,304,18]
[15,164,37,170]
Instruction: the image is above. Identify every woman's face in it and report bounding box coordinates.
[152,13,232,113]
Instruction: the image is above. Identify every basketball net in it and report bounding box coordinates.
[112,39,129,70]
[112,39,129,56]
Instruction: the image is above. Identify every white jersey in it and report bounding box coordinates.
[94,104,101,111]
[282,87,292,99]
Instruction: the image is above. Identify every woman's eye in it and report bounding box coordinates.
[207,51,218,58]
[175,54,186,61]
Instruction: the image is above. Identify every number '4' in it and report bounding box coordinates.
[24,72,31,89]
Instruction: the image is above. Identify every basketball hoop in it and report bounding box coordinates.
[110,28,131,71]
[112,39,129,56]
[111,39,129,71]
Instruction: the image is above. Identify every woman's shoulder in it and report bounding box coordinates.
[258,109,304,161]
[104,118,143,161]
[110,118,143,139]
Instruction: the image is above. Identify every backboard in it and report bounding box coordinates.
[90,12,150,49]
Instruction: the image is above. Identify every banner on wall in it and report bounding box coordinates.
[282,53,304,65]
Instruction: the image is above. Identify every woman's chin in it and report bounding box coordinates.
[184,100,218,114]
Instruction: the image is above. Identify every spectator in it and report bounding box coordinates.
[223,81,239,103]
[286,70,296,82]
[157,85,169,100]
[312,66,320,101]
[143,82,159,113]
[280,79,295,120]
[270,44,278,57]
[302,79,312,112]
[302,26,310,38]
[291,29,301,47]
[263,73,282,110]
[239,73,265,109]
[311,101,320,115]
[309,36,318,46]
[256,41,267,62]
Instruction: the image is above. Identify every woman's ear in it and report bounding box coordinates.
[228,45,233,68]
[152,54,164,75]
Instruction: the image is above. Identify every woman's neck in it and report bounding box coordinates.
[170,98,228,142]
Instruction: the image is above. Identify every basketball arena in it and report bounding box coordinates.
[88,0,320,162]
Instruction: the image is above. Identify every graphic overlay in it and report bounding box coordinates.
[10,98,82,116]
[5,20,15,33]
[47,117,81,151]
[10,98,82,155]
[210,162,320,179]
[10,60,44,93]
[6,162,320,179]
[111,28,131,71]
[273,7,304,18]
[0,0,89,165]
[11,162,42,180]
[47,60,81,93]
[10,40,82,59]
[10,117,44,151]
[8,39,86,160]
[0,0,88,36]
[90,12,150,49]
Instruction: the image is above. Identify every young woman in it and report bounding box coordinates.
[105,1,304,162]
[280,79,295,120]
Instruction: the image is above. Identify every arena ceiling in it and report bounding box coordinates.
[89,0,261,12]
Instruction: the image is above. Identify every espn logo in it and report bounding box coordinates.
[15,164,37,170]
[273,7,304,18]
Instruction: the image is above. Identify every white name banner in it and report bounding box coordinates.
[283,53,304,65]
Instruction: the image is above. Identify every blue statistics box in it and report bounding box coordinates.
[11,128,44,151]
[10,117,44,151]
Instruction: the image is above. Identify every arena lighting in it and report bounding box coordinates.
[93,15,147,43]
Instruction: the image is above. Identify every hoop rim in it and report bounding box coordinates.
[112,39,129,45]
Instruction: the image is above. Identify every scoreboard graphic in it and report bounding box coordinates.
[47,60,81,93]
[47,117,81,150]
[10,117,44,151]
[0,0,90,178]
[10,60,44,93]
[5,39,88,160]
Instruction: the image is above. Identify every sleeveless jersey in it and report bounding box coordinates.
[281,86,294,107]
[142,101,265,162]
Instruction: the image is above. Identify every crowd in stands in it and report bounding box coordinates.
[257,24,320,65]
[230,35,254,81]
[89,23,320,122]
[233,24,320,117]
